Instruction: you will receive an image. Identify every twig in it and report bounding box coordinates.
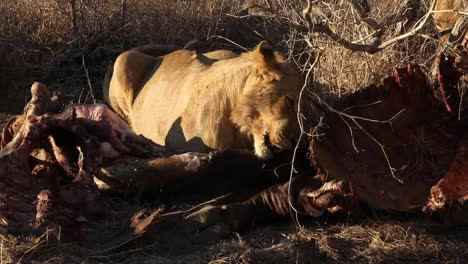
[431,9,468,17]
[69,0,78,34]
[209,0,226,45]
[121,0,127,27]
[308,86,406,183]
[148,193,233,219]
[300,9,407,183]
[343,100,383,112]
[310,89,406,124]
[182,193,233,217]
[90,237,137,256]
[273,162,294,178]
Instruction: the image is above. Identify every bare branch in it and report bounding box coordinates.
[287,50,321,227]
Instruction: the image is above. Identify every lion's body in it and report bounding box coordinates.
[203,50,239,60]
[104,43,301,158]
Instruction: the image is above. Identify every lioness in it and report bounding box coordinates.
[104,42,302,159]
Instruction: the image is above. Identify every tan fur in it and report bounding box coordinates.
[432,0,464,42]
[203,50,239,60]
[104,42,302,159]
[129,44,178,58]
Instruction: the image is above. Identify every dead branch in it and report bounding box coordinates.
[69,0,78,34]
[301,0,436,54]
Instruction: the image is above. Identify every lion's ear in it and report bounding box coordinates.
[253,41,278,69]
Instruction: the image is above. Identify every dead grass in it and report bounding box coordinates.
[3,211,466,263]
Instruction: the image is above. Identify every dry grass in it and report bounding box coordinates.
[0,0,260,110]
[313,0,437,96]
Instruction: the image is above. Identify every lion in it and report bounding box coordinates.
[103,42,302,160]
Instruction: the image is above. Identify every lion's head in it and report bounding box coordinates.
[231,42,302,160]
